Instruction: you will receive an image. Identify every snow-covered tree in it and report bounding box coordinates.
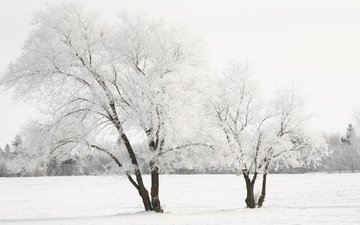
[0,2,203,212]
[6,135,26,175]
[208,62,328,208]
[107,14,207,212]
[340,124,360,172]
[1,123,48,176]
[0,146,7,176]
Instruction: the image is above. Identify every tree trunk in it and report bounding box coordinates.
[257,173,267,208]
[150,161,163,212]
[243,173,256,208]
[138,182,152,211]
[120,133,152,211]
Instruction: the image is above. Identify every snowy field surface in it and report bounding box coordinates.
[0,174,359,225]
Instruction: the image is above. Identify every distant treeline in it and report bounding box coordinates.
[1,124,360,177]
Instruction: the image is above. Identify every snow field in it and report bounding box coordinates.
[0,173,359,224]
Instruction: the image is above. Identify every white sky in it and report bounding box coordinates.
[1,0,360,146]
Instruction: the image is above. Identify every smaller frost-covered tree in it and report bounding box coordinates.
[208,62,328,208]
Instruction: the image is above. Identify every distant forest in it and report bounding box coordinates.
[1,123,359,177]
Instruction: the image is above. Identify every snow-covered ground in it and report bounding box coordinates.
[0,173,359,225]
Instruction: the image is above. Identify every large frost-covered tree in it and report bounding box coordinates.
[108,14,208,212]
[208,62,328,208]
[0,2,202,212]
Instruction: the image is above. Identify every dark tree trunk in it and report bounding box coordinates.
[257,173,267,208]
[120,133,152,211]
[138,182,152,211]
[150,161,163,212]
[243,173,256,208]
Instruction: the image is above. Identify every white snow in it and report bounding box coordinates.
[0,173,359,225]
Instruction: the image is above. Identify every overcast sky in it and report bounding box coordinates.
[1,0,360,146]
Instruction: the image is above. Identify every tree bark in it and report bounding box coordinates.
[120,133,152,211]
[243,173,256,208]
[257,173,267,208]
[150,161,163,212]
[137,183,152,211]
